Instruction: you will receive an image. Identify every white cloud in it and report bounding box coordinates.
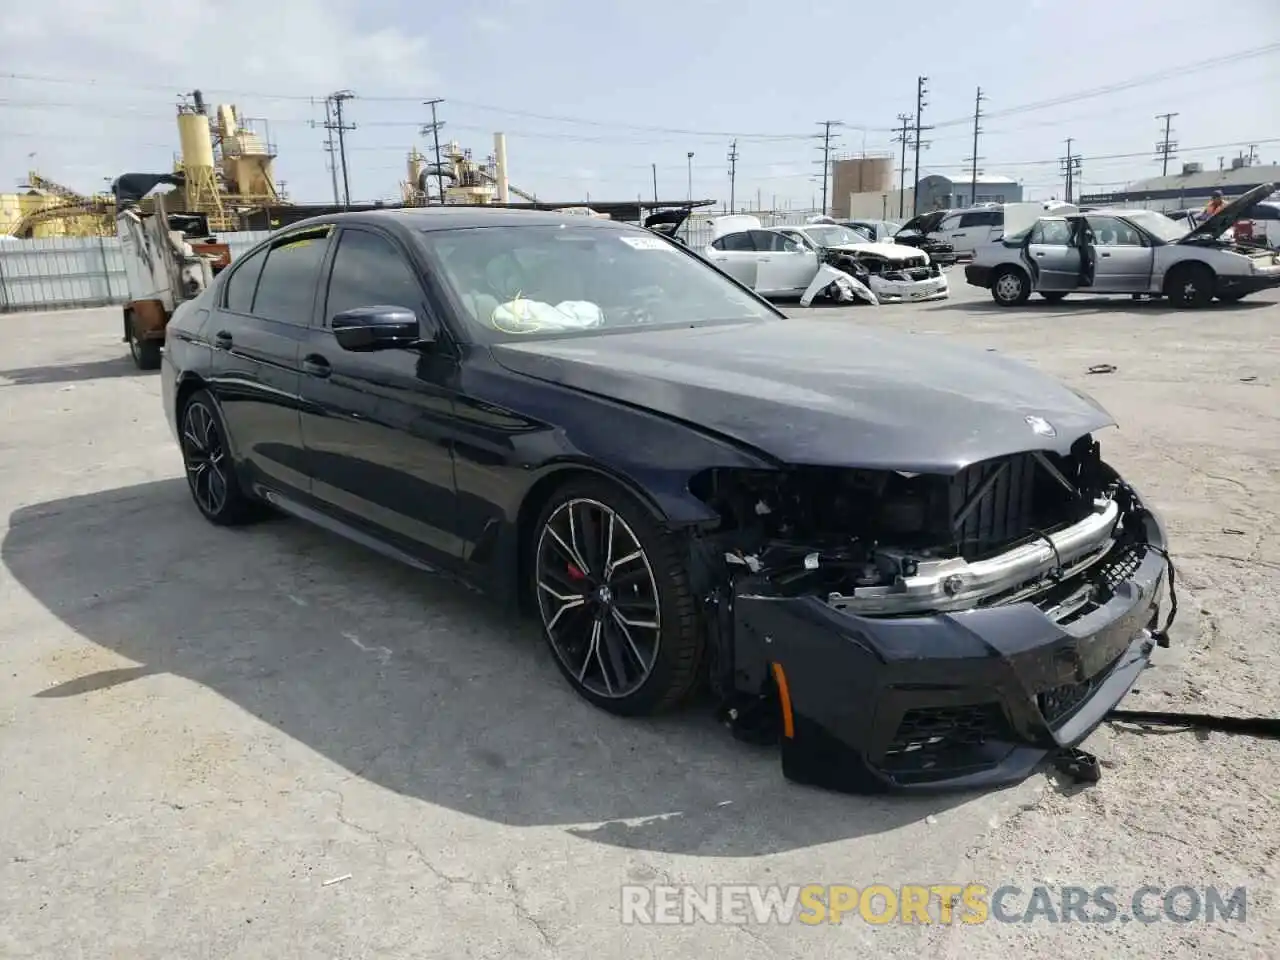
[0,0,433,200]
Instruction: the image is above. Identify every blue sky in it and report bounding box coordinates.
[2,0,1278,208]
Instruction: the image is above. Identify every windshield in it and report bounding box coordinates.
[419,224,778,341]
[803,225,869,246]
[1123,210,1188,243]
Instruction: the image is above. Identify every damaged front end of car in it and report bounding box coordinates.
[684,435,1173,793]
[822,247,950,303]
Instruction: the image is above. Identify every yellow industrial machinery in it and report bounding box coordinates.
[173,90,282,231]
[7,172,114,238]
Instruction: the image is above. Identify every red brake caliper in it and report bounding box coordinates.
[566,563,587,582]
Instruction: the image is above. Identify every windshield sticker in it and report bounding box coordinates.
[619,235,671,251]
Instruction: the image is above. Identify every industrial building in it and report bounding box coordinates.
[830,155,894,219]
[1079,159,1280,213]
[914,173,1023,211]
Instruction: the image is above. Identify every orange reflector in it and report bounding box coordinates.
[770,662,795,739]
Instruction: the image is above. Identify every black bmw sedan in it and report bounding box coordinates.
[161,208,1174,793]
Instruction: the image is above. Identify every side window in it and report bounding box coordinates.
[1086,216,1140,246]
[748,230,783,251]
[325,229,424,323]
[252,230,332,323]
[938,214,961,232]
[1032,220,1071,245]
[710,237,726,251]
[718,232,754,252]
[222,246,267,314]
[959,211,1001,228]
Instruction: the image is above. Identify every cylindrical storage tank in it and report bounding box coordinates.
[178,113,216,170]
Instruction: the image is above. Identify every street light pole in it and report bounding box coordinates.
[686,152,694,203]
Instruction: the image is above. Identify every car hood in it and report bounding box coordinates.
[1181,182,1276,243]
[827,241,922,261]
[489,321,1114,474]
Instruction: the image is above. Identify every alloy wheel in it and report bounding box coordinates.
[181,401,229,517]
[535,497,661,699]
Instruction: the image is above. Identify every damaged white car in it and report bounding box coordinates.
[774,223,950,303]
[703,215,879,305]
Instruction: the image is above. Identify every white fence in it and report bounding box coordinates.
[0,232,272,313]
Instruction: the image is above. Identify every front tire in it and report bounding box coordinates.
[531,477,703,716]
[178,389,261,526]
[991,267,1031,306]
[1164,263,1215,308]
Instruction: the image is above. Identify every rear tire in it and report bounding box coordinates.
[1164,263,1215,308]
[126,313,162,370]
[530,476,703,716]
[178,389,262,526]
[991,267,1031,306]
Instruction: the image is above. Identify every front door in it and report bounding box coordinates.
[1086,215,1156,293]
[1025,218,1081,292]
[207,228,332,497]
[706,231,760,289]
[755,231,818,294]
[299,225,463,566]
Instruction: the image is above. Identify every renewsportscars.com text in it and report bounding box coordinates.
[620,884,1248,926]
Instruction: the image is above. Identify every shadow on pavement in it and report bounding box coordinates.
[927,296,1273,316]
[3,479,969,857]
[0,356,147,386]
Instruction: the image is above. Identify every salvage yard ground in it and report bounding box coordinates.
[1,276,1277,959]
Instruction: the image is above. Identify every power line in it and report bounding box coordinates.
[1156,112,1179,176]
[911,77,933,216]
[892,113,913,219]
[727,139,739,213]
[814,120,842,216]
[967,86,986,206]
[309,98,340,205]
[326,91,356,209]
[422,98,445,203]
[1060,138,1082,203]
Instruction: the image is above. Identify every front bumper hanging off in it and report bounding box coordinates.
[727,504,1170,794]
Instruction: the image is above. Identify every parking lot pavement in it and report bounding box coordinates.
[1,288,1277,959]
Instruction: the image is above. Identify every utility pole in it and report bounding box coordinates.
[814,120,843,216]
[727,139,739,213]
[1246,143,1259,166]
[968,87,986,208]
[911,77,933,216]
[311,97,340,205]
[687,152,694,203]
[325,90,356,209]
[422,98,446,204]
[892,113,912,218]
[651,162,658,203]
[1060,138,1082,203]
[1155,112,1179,177]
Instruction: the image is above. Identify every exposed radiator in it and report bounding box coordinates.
[947,453,1039,560]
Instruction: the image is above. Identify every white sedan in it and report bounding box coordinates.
[703,216,948,303]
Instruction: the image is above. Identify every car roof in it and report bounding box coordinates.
[280,207,646,234]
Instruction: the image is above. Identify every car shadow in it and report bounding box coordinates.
[0,356,146,386]
[2,479,971,857]
[928,296,1273,316]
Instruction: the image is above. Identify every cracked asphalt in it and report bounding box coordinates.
[1,278,1277,958]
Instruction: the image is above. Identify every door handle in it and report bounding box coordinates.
[213,330,233,350]
[953,232,967,237]
[302,354,331,378]
[1101,252,1112,257]
[1035,252,1046,257]
[758,257,772,262]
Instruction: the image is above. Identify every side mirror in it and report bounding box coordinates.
[331,305,429,352]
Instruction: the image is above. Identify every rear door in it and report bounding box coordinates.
[948,210,1002,255]
[1086,215,1155,292]
[207,226,332,497]
[298,224,463,566]
[1025,218,1081,292]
